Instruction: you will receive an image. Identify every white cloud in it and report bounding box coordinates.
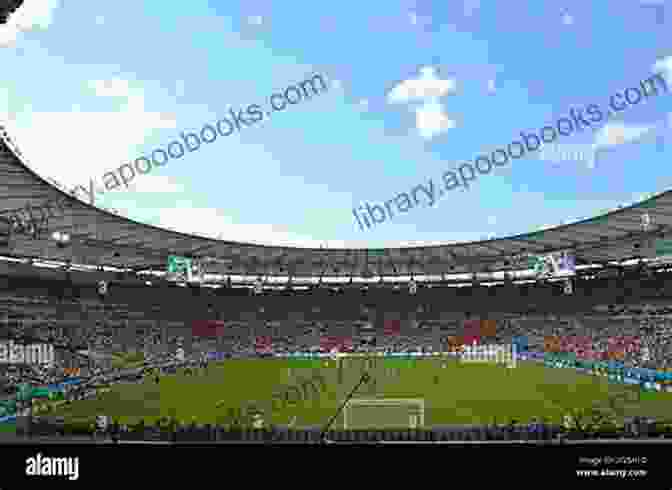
[388,67,459,139]
[0,86,14,121]
[414,99,457,139]
[88,78,133,98]
[486,79,496,94]
[593,122,653,148]
[154,204,350,247]
[5,77,177,196]
[0,0,60,47]
[128,175,185,194]
[409,12,418,25]
[95,15,105,26]
[387,66,457,104]
[0,25,19,46]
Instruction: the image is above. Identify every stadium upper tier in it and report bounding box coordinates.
[0,1,23,25]
[1,267,672,317]
[1,125,672,278]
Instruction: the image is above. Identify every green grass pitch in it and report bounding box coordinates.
[10,358,672,429]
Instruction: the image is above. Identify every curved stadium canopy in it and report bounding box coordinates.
[1,125,671,280]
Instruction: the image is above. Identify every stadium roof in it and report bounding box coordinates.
[1,126,671,278]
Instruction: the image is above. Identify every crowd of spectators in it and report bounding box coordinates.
[493,305,672,371]
[2,285,672,400]
[216,307,671,375]
[1,298,670,441]
[23,413,672,442]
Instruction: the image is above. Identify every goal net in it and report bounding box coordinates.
[343,398,424,429]
[459,343,517,368]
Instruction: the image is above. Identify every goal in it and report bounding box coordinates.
[343,398,424,429]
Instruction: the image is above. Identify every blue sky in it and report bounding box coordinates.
[0,0,671,248]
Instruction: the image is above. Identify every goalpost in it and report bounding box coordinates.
[343,398,425,430]
[458,343,517,369]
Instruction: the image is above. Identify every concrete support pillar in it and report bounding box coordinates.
[249,317,257,347]
[156,320,164,353]
[124,320,134,352]
[406,314,417,336]
[183,325,193,356]
[433,324,441,352]
[114,323,123,351]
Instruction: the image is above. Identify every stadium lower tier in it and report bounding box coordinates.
[5,422,672,442]
[2,359,671,434]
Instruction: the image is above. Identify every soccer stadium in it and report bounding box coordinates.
[1,111,672,442]
[1,2,672,448]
